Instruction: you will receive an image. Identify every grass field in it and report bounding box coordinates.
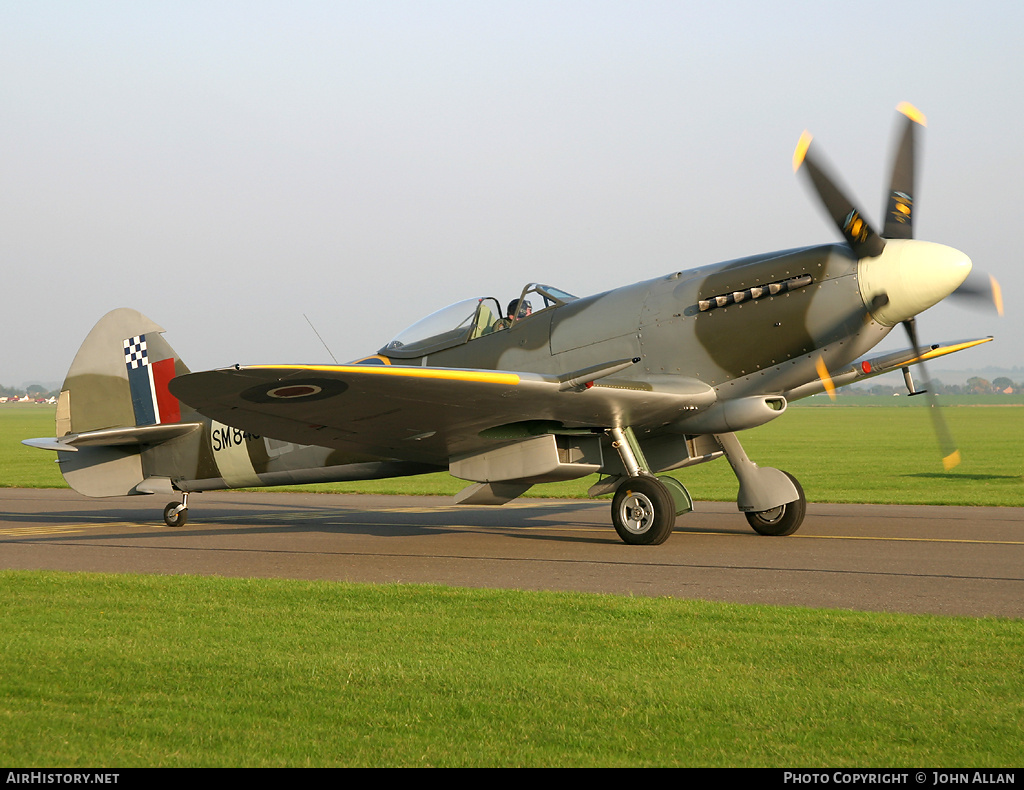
[3,402,1021,767]
[1,571,1021,768]
[6,401,1023,506]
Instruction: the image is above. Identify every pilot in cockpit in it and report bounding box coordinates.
[491,299,532,332]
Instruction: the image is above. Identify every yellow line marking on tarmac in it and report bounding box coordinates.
[791,534,1024,546]
[656,531,1024,547]
[0,522,160,537]
[0,526,90,537]
[333,522,610,533]
[161,508,1024,545]
[316,523,1024,546]
[10,512,1017,546]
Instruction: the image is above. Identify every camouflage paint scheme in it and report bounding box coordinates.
[25,105,994,544]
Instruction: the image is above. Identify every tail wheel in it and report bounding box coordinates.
[611,476,676,545]
[163,502,188,528]
[745,472,805,536]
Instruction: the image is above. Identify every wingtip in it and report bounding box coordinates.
[897,101,927,127]
[942,449,961,471]
[793,131,813,172]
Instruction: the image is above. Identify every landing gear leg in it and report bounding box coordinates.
[607,427,678,545]
[163,493,188,528]
[714,432,806,536]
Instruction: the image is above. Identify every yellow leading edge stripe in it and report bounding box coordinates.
[910,337,992,364]
[249,364,521,386]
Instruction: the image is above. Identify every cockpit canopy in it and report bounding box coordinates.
[380,283,577,359]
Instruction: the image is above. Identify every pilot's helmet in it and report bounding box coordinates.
[508,299,532,319]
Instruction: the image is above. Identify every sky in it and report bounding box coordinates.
[3,1,1021,386]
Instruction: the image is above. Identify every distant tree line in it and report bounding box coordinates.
[0,383,60,400]
[849,377,1018,396]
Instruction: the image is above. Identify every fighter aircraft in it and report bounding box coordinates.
[25,103,1000,545]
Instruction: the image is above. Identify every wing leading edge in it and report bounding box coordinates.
[784,337,993,401]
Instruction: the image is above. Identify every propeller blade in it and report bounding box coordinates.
[902,318,961,470]
[953,271,1004,316]
[793,131,886,259]
[815,356,837,401]
[882,102,927,239]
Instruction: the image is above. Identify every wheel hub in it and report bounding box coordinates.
[621,493,654,533]
[754,505,785,524]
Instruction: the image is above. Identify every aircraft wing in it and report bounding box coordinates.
[169,363,716,465]
[784,337,993,400]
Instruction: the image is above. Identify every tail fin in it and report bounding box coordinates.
[25,309,201,497]
[60,308,190,435]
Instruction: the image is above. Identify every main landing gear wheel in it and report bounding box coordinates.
[163,502,188,528]
[744,472,806,536]
[611,476,676,545]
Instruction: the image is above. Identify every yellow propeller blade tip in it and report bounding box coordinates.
[815,356,836,401]
[897,101,927,127]
[991,275,1004,316]
[793,131,813,172]
[942,450,962,471]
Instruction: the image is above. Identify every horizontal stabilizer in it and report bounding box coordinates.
[23,422,202,452]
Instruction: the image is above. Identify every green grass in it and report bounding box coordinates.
[1,571,1021,768]
[2,405,67,488]
[7,402,1023,506]
[799,393,1024,407]
[4,405,1023,766]
[669,402,1024,507]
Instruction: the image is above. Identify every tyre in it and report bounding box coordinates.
[163,502,188,528]
[611,476,676,545]
[744,472,805,536]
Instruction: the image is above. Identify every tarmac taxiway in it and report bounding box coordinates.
[1,488,1021,617]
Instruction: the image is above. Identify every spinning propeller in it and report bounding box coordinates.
[794,103,1002,471]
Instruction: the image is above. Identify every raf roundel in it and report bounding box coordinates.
[268,384,322,399]
[240,378,348,404]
